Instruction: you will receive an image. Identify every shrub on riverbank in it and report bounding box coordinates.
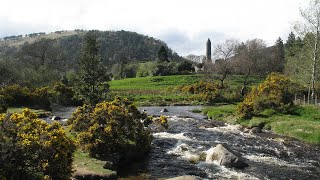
[68,97,152,164]
[237,73,295,119]
[0,85,51,110]
[30,87,51,110]
[0,109,76,179]
[51,82,81,106]
[0,84,30,107]
[174,81,242,104]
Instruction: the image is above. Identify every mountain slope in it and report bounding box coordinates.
[0,30,184,67]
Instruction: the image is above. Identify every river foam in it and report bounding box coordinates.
[153,132,194,141]
[244,154,304,168]
[197,162,260,180]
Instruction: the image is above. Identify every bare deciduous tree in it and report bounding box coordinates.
[234,39,266,96]
[212,39,239,88]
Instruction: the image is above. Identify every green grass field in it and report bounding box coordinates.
[110,74,262,105]
[73,150,115,177]
[110,74,262,90]
[110,74,202,90]
[202,104,237,121]
[202,105,320,144]
[62,126,115,178]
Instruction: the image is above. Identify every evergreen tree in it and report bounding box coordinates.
[76,32,110,105]
[275,37,285,72]
[296,36,304,48]
[286,32,296,47]
[157,45,169,62]
[284,33,310,86]
[285,32,297,57]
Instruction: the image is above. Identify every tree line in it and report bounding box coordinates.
[205,37,284,95]
[206,0,320,101]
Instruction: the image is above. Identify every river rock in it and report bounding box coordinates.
[250,127,262,134]
[206,144,248,168]
[161,108,169,112]
[51,116,61,120]
[166,175,201,180]
[242,127,250,133]
[103,161,115,170]
[198,122,217,129]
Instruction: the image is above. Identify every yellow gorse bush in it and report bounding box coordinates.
[153,115,169,129]
[0,109,76,179]
[175,81,222,104]
[237,72,294,119]
[68,97,152,161]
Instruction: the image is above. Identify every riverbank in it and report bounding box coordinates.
[202,104,320,144]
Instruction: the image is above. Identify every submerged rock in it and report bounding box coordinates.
[206,144,248,168]
[198,122,217,129]
[161,108,169,112]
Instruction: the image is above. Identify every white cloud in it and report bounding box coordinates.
[0,0,307,55]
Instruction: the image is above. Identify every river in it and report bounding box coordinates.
[50,105,320,179]
[129,106,319,180]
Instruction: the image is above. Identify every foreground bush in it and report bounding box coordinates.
[68,97,152,163]
[237,73,294,119]
[0,109,76,179]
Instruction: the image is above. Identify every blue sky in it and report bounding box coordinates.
[0,0,307,56]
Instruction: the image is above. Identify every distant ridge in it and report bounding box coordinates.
[0,30,81,47]
[0,30,185,66]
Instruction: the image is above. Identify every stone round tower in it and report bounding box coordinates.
[206,38,211,63]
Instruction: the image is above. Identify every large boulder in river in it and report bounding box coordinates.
[51,116,61,121]
[206,144,248,168]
